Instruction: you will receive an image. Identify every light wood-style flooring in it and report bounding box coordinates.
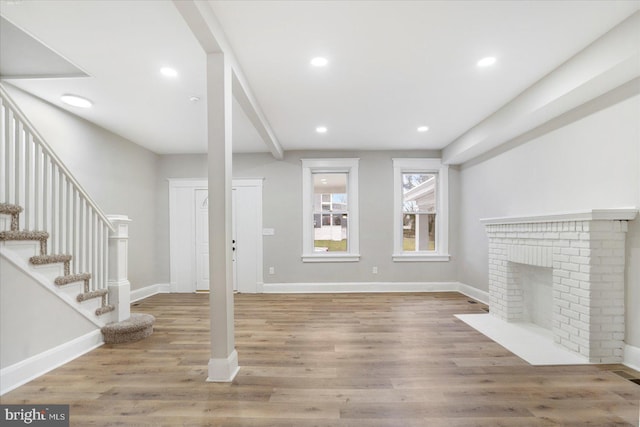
[2,292,639,426]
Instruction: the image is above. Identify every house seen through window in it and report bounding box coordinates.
[313,173,348,252]
[301,158,360,262]
[392,158,449,262]
[402,173,436,251]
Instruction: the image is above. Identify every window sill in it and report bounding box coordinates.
[302,253,361,263]
[392,253,450,262]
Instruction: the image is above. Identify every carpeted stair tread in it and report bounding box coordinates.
[95,305,115,316]
[77,288,108,302]
[0,204,23,231]
[101,313,155,344]
[0,230,49,241]
[30,254,72,265]
[55,273,91,287]
[0,203,23,215]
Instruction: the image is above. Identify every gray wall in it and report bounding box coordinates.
[5,85,159,290]
[156,150,460,285]
[457,94,640,346]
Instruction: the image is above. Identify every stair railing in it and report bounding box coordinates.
[0,84,114,293]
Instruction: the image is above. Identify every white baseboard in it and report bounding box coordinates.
[624,343,640,371]
[457,282,490,305]
[0,330,103,396]
[262,281,489,302]
[130,283,171,303]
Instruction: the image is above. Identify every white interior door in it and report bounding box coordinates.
[232,183,263,293]
[232,188,238,292]
[194,184,261,293]
[195,189,209,291]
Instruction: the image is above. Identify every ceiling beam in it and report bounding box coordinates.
[172,0,284,160]
[442,11,640,166]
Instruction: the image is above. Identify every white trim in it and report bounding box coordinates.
[207,349,240,382]
[262,281,489,301]
[480,208,638,225]
[0,330,103,396]
[392,158,449,261]
[301,158,360,262]
[130,283,171,303]
[623,343,640,371]
[457,282,490,305]
[392,253,450,262]
[301,253,360,263]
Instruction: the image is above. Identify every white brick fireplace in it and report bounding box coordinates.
[482,209,637,363]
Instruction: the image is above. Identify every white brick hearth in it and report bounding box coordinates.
[482,209,637,363]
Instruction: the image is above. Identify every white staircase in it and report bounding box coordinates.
[0,203,114,326]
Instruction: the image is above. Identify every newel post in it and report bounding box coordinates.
[107,215,132,322]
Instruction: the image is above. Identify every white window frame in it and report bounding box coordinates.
[392,158,450,262]
[301,158,360,262]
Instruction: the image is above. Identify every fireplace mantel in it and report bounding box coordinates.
[480,208,637,225]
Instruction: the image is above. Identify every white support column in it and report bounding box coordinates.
[107,215,131,322]
[207,52,239,382]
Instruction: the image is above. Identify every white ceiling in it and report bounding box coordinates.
[1,0,638,155]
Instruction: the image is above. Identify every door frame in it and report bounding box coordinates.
[169,178,264,293]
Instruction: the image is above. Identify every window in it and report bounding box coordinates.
[302,159,359,262]
[393,158,449,261]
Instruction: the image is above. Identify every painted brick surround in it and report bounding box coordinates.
[482,210,637,363]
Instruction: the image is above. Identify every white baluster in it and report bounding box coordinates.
[65,179,72,257]
[58,169,65,253]
[43,153,50,239]
[78,199,85,273]
[15,121,25,211]
[51,164,58,253]
[93,212,98,290]
[24,132,33,229]
[72,189,78,274]
[0,100,6,203]
[34,144,42,230]
[6,109,15,204]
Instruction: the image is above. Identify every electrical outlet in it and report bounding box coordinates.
[372,266,378,274]
[268,267,275,275]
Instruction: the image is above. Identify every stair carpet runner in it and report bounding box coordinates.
[0,202,114,316]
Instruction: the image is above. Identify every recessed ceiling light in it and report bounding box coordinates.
[189,96,200,102]
[477,56,496,67]
[316,126,328,133]
[417,126,429,132]
[160,67,178,77]
[310,57,328,67]
[60,94,92,108]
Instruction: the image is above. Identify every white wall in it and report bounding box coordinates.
[156,150,460,285]
[5,85,159,290]
[458,94,640,345]
[0,257,95,368]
